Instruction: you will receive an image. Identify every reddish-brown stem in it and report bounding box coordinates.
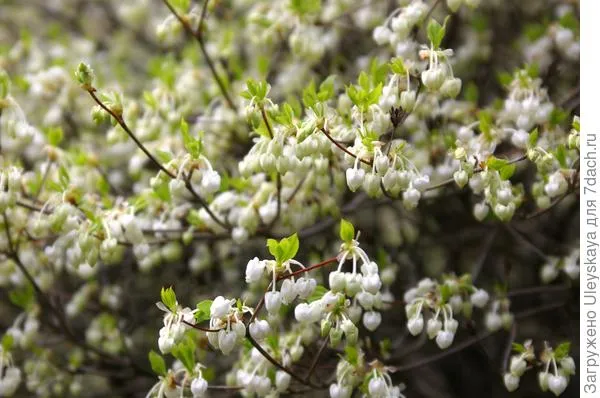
[259,105,282,229]
[182,319,223,333]
[304,337,329,384]
[88,89,175,179]
[277,257,338,281]
[320,127,373,166]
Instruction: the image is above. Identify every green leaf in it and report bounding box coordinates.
[266,333,279,351]
[478,110,493,138]
[554,341,571,359]
[528,128,539,147]
[153,180,171,202]
[195,299,213,322]
[290,0,321,15]
[171,0,190,12]
[302,80,318,109]
[1,334,14,351]
[499,164,516,180]
[242,78,270,101]
[8,282,34,310]
[524,23,547,41]
[280,233,300,262]
[46,127,64,146]
[497,72,513,87]
[172,336,195,373]
[58,165,70,190]
[148,350,167,376]
[358,72,370,90]
[427,17,449,48]
[155,150,173,164]
[181,118,201,158]
[339,219,355,242]
[512,342,526,353]
[344,345,358,365]
[555,144,567,168]
[369,58,389,87]
[572,117,580,132]
[389,57,407,75]
[559,13,578,31]
[160,287,177,312]
[549,108,568,127]
[267,238,283,262]
[317,75,336,102]
[464,82,479,103]
[486,156,508,171]
[273,103,295,127]
[307,285,328,303]
[440,284,452,303]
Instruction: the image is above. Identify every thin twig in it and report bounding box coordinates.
[304,337,329,383]
[320,127,373,166]
[277,257,338,281]
[162,0,236,110]
[86,87,230,230]
[245,334,316,387]
[87,89,175,178]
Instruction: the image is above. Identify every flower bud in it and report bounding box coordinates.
[473,202,489,221]
[447,0,463,12]
[218,329,237,355]
[503,373,520,392]
[440,77,462,98]
[275,371,291,392]
[363,311,382,331]
[548,374,567,396]
[75,62,95,88]
[265,291,282,315]
[470,289,490,308]
[407,315,424,336]
[329,271,346,292]
[191,376,208,397]
[453,170,468,188]
[329,327,343,346]
[400,90,416,112]
[427,318,442,339]
[539,372,549,391]
[510,356,527,376]
[560,356,576,375]
[435,330,454,349]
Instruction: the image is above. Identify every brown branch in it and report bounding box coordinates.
[304,337,329,383]
[162,0,236,110]
[87,89,175,179]
[86,87,230,230]
[245,334,318,388]
[276,257,338,281]
[389,301,566,371]
[320,127,373,166]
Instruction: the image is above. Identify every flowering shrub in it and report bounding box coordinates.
[0,0,579,397]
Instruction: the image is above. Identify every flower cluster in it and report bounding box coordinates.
[0,348,21,396]
[0,0,580,396]
[540,248,580,283]
[403,274,489,349]
[504,340,575,396]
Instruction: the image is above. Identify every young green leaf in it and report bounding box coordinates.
[554,341,571,359]
[427,18,447,48]
[160,287,177,312]
[195,299,213,322]
[528,128,539,147]
[148,350,167,376]
[339,219,355,242]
